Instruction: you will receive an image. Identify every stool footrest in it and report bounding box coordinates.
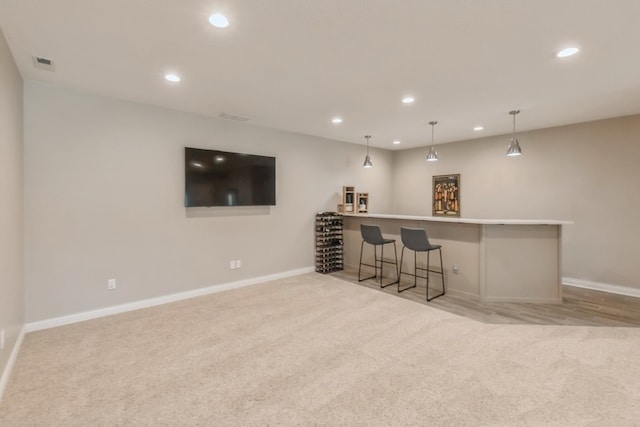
[414,266,443,274]
[398,281,417,293]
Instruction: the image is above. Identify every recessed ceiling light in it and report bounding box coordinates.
[331,117,343,124]
[164,73,181,82]
[473,126,484,131]
[393,140,401,145]
[556,47,579,58]
[402,96,415,104]
[209,13,229,28]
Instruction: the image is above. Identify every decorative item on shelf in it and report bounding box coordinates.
[506,110,523,157]
[356,192,369,214]
[362,135,373,168]
[432,174,460,217]
[342,186,355,213]
[426,121,439,162]
[346,196,353,212]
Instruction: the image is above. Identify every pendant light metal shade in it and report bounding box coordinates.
[426,121,439,162]
[506,137,522,156]
[506,110,523,157]
[426,145,438,161]
[363,135,373,168]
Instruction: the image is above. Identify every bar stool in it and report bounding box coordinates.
[398,226,445,301]
[358,224,399,288]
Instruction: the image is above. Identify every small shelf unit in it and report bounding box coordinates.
[342,186,355,214]
[356,192,369,214]
[315,212,343,274]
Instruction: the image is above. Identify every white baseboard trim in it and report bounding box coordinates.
[0,325,26,403]
[562,277,640,298]
[26,266,315,333]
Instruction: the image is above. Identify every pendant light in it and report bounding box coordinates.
[362,135,373,168]
[426,121,439,162]
[506,110,522,157]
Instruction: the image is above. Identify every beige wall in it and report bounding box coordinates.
[17,70,640,321]
[392,115,640,289]
[23,82,394,322]
[0,29,24,380]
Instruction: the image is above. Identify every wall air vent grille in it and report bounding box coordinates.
[32,56,55,71]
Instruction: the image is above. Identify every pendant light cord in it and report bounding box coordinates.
[509,110,520,137]
[428,120,437,144]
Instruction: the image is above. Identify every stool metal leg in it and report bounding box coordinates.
[359,241,399,288]
[397,246,445,301]
[393,243,399,282]
[426,250,430,297]
[358,241,376,282]
[426,247,445,302]
[379,242,399,289]
[414,250,418,289]
[379,244,384,287]
[398,245,417,293]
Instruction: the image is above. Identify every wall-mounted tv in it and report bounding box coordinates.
[184,147,276,207]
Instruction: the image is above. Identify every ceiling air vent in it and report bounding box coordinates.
[219,113,249,122]
[32,56,55,71]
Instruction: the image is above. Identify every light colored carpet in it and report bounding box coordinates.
[2,272,640,426]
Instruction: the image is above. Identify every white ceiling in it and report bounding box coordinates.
[1,0,640,150]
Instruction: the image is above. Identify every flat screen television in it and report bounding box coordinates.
[184,147,276,207]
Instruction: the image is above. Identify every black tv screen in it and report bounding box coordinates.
[184,147,276,207]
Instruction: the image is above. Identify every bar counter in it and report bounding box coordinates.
[343,213,572,303]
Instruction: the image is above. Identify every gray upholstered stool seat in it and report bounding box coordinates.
[358,224,399,288]
[398,226,445,301]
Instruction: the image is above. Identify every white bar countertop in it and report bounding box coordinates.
[343,213,573,225]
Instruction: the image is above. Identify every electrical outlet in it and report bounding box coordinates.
[229,260,237,270]
[236,259,242,268]
[0,329,5,350]
[107,279,116,290]
[452,265,460,274]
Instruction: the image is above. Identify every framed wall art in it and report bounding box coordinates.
[432,174,460,217]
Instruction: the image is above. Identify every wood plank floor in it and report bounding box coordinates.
[330,269,640,327]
